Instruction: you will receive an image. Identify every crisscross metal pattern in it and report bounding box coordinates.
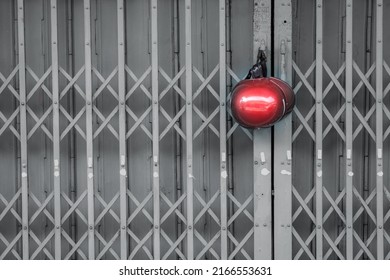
[290,0,390,259]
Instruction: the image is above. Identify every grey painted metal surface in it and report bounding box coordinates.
[291,0,390,259]
[0,0,389,260]
[274,0,293,259]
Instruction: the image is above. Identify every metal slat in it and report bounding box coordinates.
[17,0,29,260]
[50,0,61,260]
[273,0,293,259]
[219,0,228,260]
[185,0,194,260]
[117,0,128,260]
[150,0,160,260]
[345,0,354,260]
[84,0,95,260]
[376,0,384,260]
[253,0,272,260]
[315,0,323,260]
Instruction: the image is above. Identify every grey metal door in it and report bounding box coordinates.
[283,0,390,260]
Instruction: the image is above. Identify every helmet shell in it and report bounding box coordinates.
[230,78,286,128]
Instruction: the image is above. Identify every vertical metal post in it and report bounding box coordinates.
[150,0,160,260]
[376,0,384,260]
[84,0,95,260]
[253,0,272,260]
[50,0,61,260]
[17,0,29,260]
[219,0,228,260]
[117,0,128,260]
[273,0,293,259]
[345,0,354,260]
[314,0,323,260]
[173,0,184,257]
[185,0,194,260]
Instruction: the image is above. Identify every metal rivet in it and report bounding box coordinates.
[347,4,351,7]
[379,225,382,229]
[155,225,159,229]
[263,223,267,227]
[222,226,226,230]
[89,225,93,230]
[154,101,157,104]
[122,226,125,230]
[120,42,123,45]
[254,161,258,165]
[187,5,190,9]
[87,102,91,105]
[187,102,191,105]
[188,225,192,230]
[56,226,60,229]
[287,39,291,42]
[317,225,321,229]
[221,7,224,10]
[24,226,27,230]
[153,41,157,45]
[20,43,23,46]
[53,5,56,9]
[86,42,89,45]
[348,225,352,229]
[378,99,382,103]
[86,6,89,10]
[317,40,321,44]
[221,102,225,106]
[54,101,58,104]
[347,40,351,43]
[120,101,124,105]
[378,40,382,43]
[119,6,123,10]
[21,102,25,106]
[255,223,259,227]
[153,6,156,9]
[221,43,224,46]
[287,224,291,227]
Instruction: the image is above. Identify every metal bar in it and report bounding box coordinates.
[315,0,323,260]
[253,0,272,260]
[150,0,160,260]
[117,0,128,260]
[219,0,228,260]
[84,0,95,260]
[273,0,293,259]
[173,0,184,258]
[376,0,384,260]
[345,0,354,260]
[185,0,194,260]
[65,0,77,259]
[17,0,29,260]
[50,0,61,260]
[225,0,235,256]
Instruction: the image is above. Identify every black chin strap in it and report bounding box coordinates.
[245,49,267,79]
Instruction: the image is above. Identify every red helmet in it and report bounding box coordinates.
[230,77,295,128]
